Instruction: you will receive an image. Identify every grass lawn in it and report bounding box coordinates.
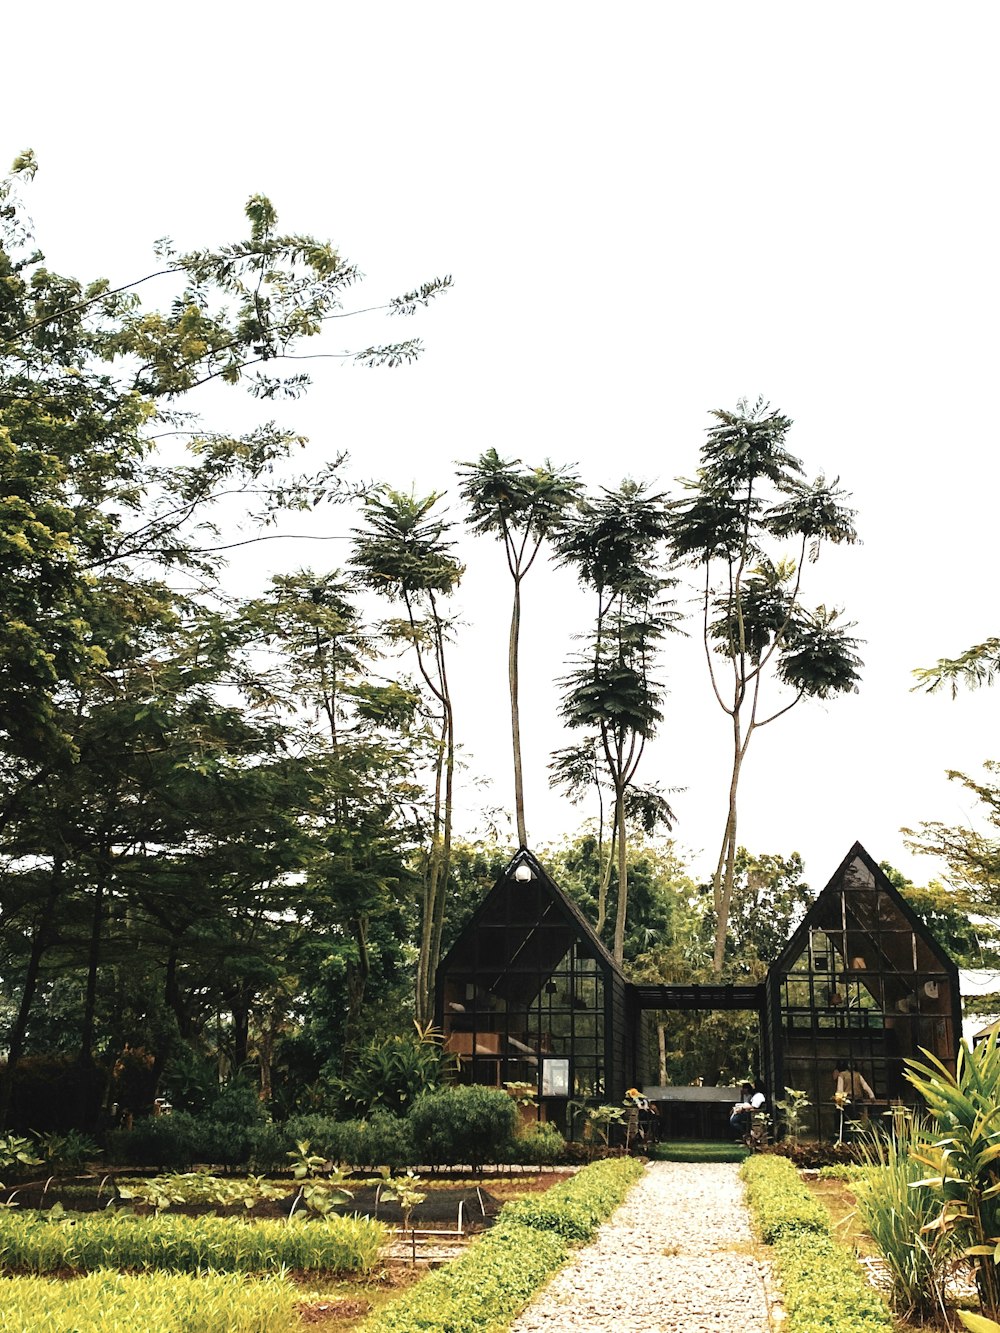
[649,1139,750,1163]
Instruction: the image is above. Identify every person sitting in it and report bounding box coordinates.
[729,1081,766,1140]
[833,1065,875,1101]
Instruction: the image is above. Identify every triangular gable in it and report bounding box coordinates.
[771,840,958,983]
[436,846,626,987]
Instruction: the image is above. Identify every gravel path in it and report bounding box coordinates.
[508,1161,775,1332]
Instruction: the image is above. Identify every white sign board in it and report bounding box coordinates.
[541,1057,570,1097]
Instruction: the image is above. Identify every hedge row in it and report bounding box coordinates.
[0,1209,384,1276]
[497,1156,646,1242]
[365,1157,645,1332]
[107,1087,564,1171]
[741,1155,893,1333]
[740,1154,830,1243]
[0,1270,296,1333]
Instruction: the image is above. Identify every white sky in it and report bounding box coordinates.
[5,1,1000,892]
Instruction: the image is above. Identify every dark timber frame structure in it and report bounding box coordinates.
[764,841,961,1140]
[435,843,961,1140]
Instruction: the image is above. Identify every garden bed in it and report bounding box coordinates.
[0,1161,617,1331]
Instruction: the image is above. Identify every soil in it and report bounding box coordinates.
[292,1266,425,1328]
[802,1175,875,1256]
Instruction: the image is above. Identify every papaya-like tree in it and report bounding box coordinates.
[668,399,863,974]
[554,480,678,962]
[352,489,463,1023]
[457,451,581,848]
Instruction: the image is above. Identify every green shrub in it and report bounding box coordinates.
[740,1154,830,1243]
[281,1114,345,1160]
[187,1117,260,1168]
[203,1079,268,1126]
[108,1110,282,1171]
[247,1120,291,1172]
[0,1270,297,1333]
[355,1110,414,1170]
[106,1115,197,1170]
[408,1086,517,1168]
[277,1112,414,1170]
[0,1208,384,1275]
[514,1121,566,1165]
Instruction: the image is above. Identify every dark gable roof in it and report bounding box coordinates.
[770,840,959,981]
[436,846,627,984]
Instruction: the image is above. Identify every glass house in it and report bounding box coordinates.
[763,842,961,1140]
[438,842,962,1141]
[435,848,629,1132]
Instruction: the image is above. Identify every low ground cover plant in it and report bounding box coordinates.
[740,1154,830,1244]
[364,1156,643,1332]
[0,1270,297,1333]
[741,1154,893,1333]
[0,1208,384,1275]
[497,1156,644,1242]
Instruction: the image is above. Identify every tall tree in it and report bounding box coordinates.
[554,480,677,962]
[242,569,422,1064]
[0,151,449,767]
[0,150,450,1119]
[457,450,581,848]
[351,489,463,1024]
[668,399,863,974]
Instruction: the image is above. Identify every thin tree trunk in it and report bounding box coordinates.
[596,817,616,937]
[712,715,745,974]
[509,576,527,848]
[342,913,371,1065]
[612,783,628,964]
[79,877,107,1065]
[231,989,251,1070]
[427,690,454,1021]
[78,855,113,1133]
